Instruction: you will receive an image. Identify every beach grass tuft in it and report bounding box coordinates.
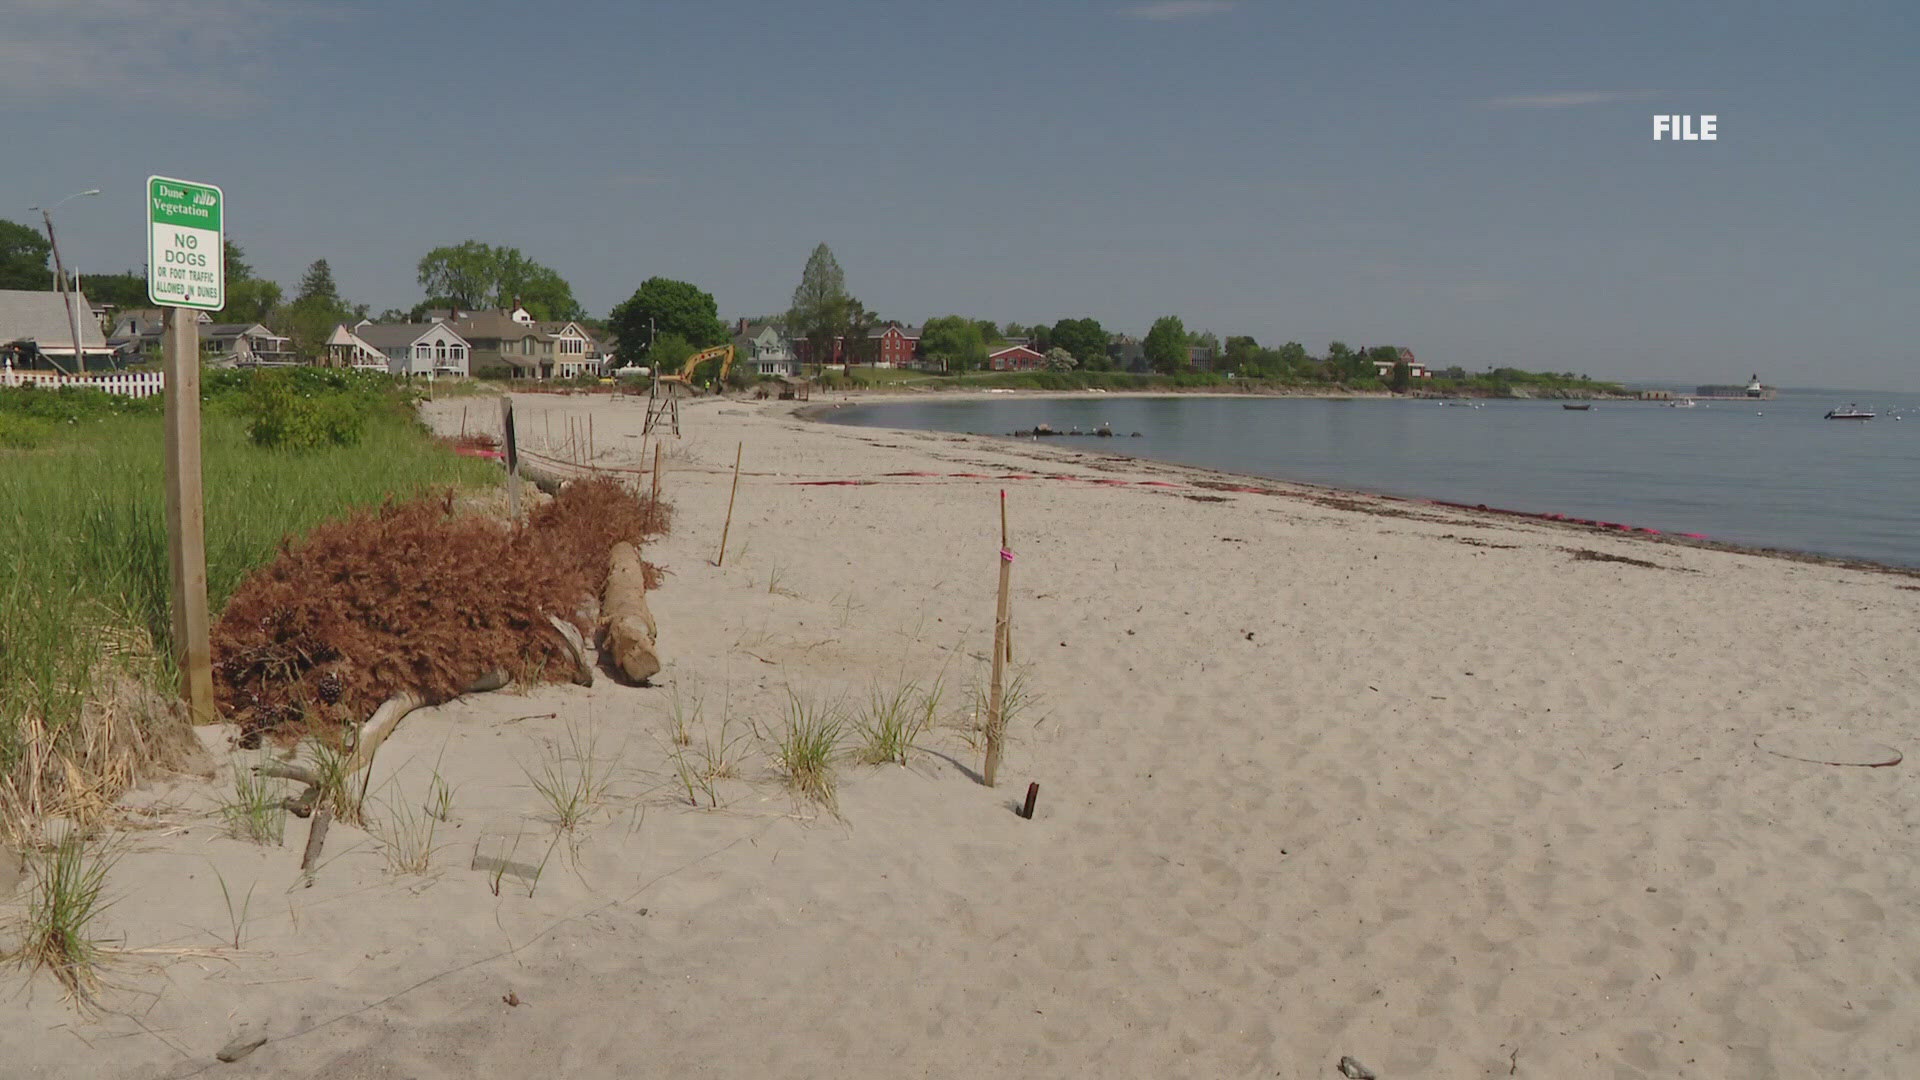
[854,677,943,766]
[525,722,617,831]
[219,758,285,844]
[774,691,844,810]
[8,830,119,1002]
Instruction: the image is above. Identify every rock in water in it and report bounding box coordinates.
[1337,1057,1377,1079]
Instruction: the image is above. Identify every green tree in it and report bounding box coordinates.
[1276,341,1309,376]
[416,241,583,320]
[786,243,849,374]
[1390,360,1412,393]
[1049,317,1108,366]
[1044,347,1077,372]
[0,219,52,290]
[648,332,696,374]
[607,276,727,359]
[1144,315,1188,375]
[839,297,879,365]
[920,314,988,371]
[284,258,351,360]
[1221,334,1262,374]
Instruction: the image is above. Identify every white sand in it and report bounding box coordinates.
[4,389,1916,1078]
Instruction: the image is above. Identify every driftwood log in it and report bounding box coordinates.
[601,540,660,684]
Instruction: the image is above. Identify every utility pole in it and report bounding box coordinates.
[31,188,100,375]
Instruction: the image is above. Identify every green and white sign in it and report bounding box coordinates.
[147,175,224,310]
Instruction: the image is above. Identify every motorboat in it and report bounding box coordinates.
[1824,404,1875,420]
[1667,397,1698,409]
[1561,403,1592,411]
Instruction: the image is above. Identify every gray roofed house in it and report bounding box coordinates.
[349,321,474,376]
[0,289,113,372]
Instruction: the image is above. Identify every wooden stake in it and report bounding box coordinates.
[1002,492,1013,666]
[651,441,664,503]
[716,441,743,566]
[983,490,1013,787]
[501,397,521,521]
[162,308,214,723]
[588,413,596,466]
[460,404,468,438]
[1020,782,1039,819]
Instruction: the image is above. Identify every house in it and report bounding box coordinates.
[1188,344,1215,373]
[349,321,473,376]
[987,343,1046,371]
[1368,347,1429,380]
[732,319,797,377]
[0,289,115,372]
[430,304,601,378]
[865,323,922,368]
[202,323,293,364]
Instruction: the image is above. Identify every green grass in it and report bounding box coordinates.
[774,691,845,811]
[853,678,943,766]
[524,722,617,831]
[219,757,286,844]
[0,383,495,837]
[8,831,119,1002]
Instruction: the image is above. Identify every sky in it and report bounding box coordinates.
[3,0,1916,389]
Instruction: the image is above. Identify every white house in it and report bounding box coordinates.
[350,321,473,376]
[732,321,797,376]
[1370,347,1430,380]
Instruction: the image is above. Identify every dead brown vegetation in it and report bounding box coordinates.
[211,477,668,745]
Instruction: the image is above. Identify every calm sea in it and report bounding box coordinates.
[825,387,1920,567]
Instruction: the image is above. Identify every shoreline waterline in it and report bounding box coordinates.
[798,390,1920,577]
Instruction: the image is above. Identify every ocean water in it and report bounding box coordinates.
[824,387,1920,567]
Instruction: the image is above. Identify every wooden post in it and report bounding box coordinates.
[651,441,664,503]
[500,397,521,520]
[716,441,742,566]
[588,413,596,467]
[162,308,214,723]
[982,490,1013,787]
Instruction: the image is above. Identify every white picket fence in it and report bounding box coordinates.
[0,364,166,400]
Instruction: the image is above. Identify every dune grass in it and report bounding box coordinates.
[7,831,119,1002]
[0,386,495,839]
[774,691,845,811]
[853,677,943,766]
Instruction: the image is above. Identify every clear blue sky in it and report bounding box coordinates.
[4,0,1916,389]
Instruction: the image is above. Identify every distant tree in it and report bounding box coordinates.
[415,240,495,309]
[1049,317,1108,366]
[972,319,1000,346]
[787,243,849,375]
[1390,361,1412,393]
[1002,322,1027,339]
[1029,323,1052,352]
[1044,347,1077,372]
[416,240,582,320]
[1144,315,1188,375]
[217,241,282,324]
[839,297,879,365]
[374,308,410,323]
[1189,329,1220,352]
[1276,341,1309,375]
[76,272,148,309]
[648,332,696,375]
[285,258,352,360]
[1221,334,1262,374]
[608,276,726,359]
[0,218,52,290]
[920,314,988,371]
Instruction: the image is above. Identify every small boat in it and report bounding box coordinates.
[1561,403,1592,411]
[1667,397,1698,409]
[1825,404,1875,420]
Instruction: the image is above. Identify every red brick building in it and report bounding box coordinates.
[867,324,922,367]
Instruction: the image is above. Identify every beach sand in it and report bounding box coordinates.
[4,389,1916,1078]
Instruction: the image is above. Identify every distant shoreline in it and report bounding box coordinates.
[788,392,1920,579]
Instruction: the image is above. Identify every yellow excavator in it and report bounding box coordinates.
[645,344,734,436]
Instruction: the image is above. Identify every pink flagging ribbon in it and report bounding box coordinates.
[1000,548,1015,563]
